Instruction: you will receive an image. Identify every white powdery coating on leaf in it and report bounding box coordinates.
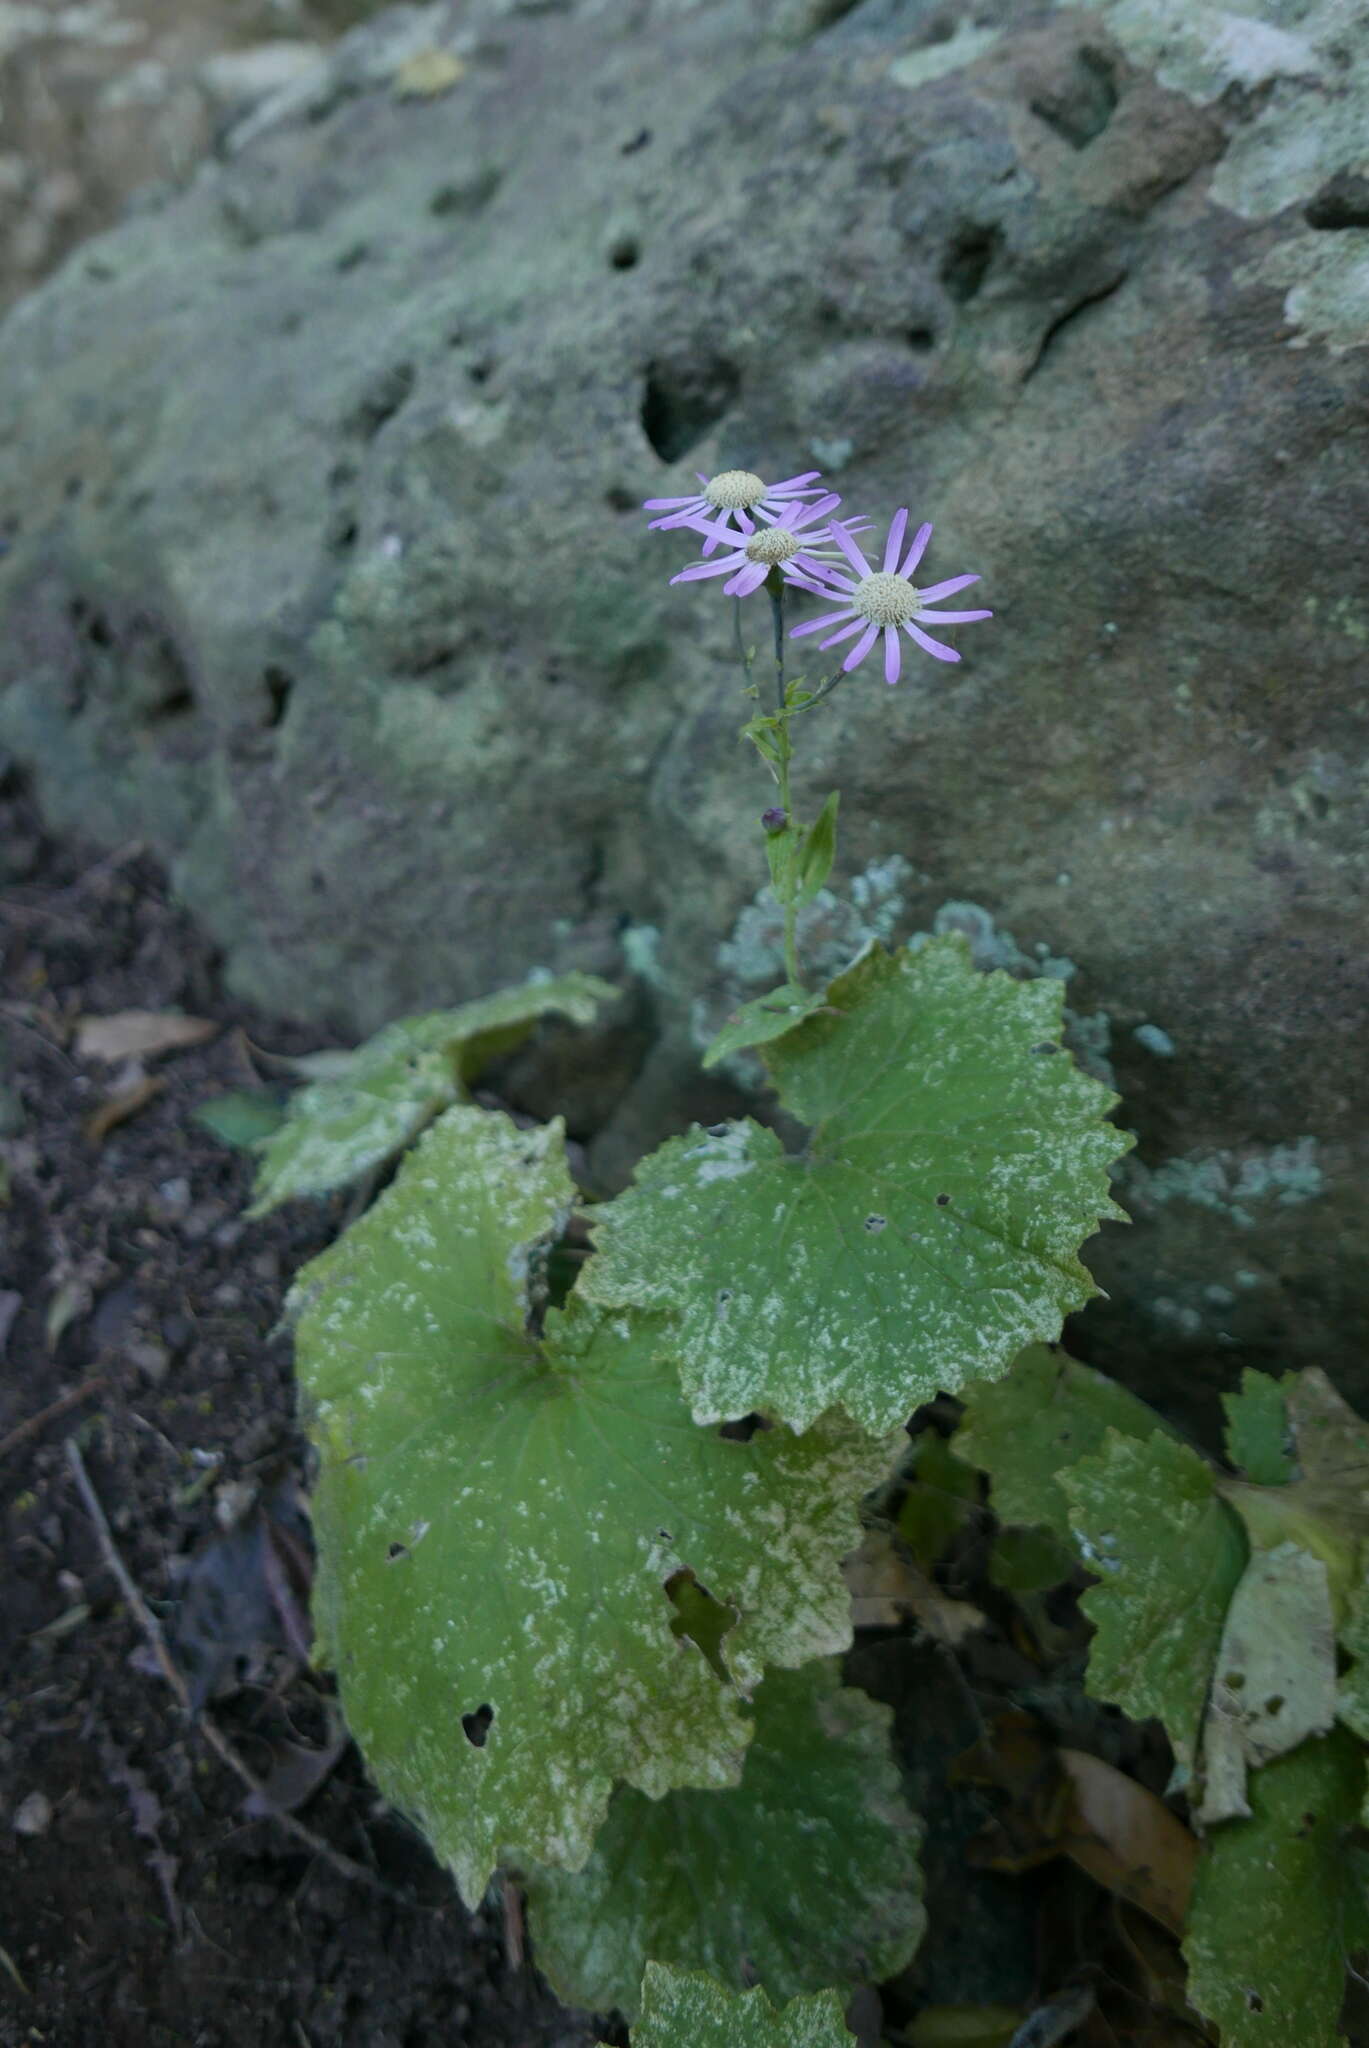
[583,939,1131,1434]
[295,1105,888,1906]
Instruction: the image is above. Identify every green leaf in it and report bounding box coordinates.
[524,1659,923,2016]
[897,1432,981,1571]
[294,1105,897,1905]
[248,972,615,1214]
[1183,1730,1369,2048]
[194,1089,287,1149]
[1222,1368,1294,1486]
[766,823,801,903]
[585,941,1130,1434]
[1221,1369,1369,1621]
[956,1344,1176,1545]
[1059,1428,1248,1780]
[701,984,831,1072]
[631,1965,855,2048]
[795,792,839,905]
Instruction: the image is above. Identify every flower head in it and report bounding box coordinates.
[644,468,828,556]
[788,509,991,683]
[669,494,855,599]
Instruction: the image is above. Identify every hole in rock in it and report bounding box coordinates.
[605,485,636,512]
[940,223,1003,304]
[1030,45,1119,149]
[609,235,640,270]
[621,128,651,154]
[1305,171,1369,229]
[462,1704,494,1748]
[906,325,936,351]
[641,354,741,463]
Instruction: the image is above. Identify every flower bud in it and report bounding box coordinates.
[761,807,788,835]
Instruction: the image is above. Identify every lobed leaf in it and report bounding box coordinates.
[294,1105,896,1905]
[586,940,1131,1434]
[956,1344,1181,1545]
[1059,1429,1247,1781]
[524,1659,923,2016]
[249,972,616,1214]
[702,983,830,1072]
[1183,1730,1369,2047]
[631,1965,856,2048]
[1222,1368,1294,1486]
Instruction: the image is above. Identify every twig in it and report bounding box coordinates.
[64,1438,404,1902]
[0,1376,107,1461]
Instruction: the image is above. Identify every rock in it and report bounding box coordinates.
[0,0,1367,1417]
[12,1789,52,1836]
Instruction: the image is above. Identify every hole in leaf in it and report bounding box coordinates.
[707,1123,731,1137]
[1031,1041,1060,1055]
[1224,1670,1246,1691]
[462,1704,494,1747]
[935,1193,951,1207]
[716,1288,733,1309]
[665,1569,736,1681]
[1263,1694,1285,1716]
[1245,1993,1264,2015]
[864,1213,888,1233]
[386,1541,409,1563]
[718,1413,769,1442]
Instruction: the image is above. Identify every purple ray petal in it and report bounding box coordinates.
[883,508,908,575]
[842,622,880,670]
[906,621,961,662]
[792,606,860,638]
[884,625,902,686]
[769,471,822,493]
[643,494,697,512]
[900,521,933,579]
[726,562,771,596]
[918,607,993,624]
[672,555,744,583]
[820,619,868,650]
[830,522,870,575]
[917,573,979,603]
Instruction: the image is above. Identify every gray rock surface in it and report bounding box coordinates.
[1,0,1367,1418]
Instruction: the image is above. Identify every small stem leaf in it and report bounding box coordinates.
[955,1344,1182,1546]
[1058,1429,1248,1782]
[293,1106,898,1905]
[584,939,1131,1435]
[701,985,831,1072]
[631,1966,856,2048]
[248,973,616,1214]
[795,792,839,906]
[524,1660,924,2017]
[1183,1730,1369,2048]
[765,824,801,904]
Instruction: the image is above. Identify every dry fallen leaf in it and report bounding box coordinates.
[393,48,467,98]
[844,1528,986,1642]
[84,1073,165,1142]
[76,1010,216,1063]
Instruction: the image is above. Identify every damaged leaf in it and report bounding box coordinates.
[631,1965,856,2048]
[1059,1430,1247,1782]
[248,972,615,1215]
[1183,1730,1369,2048]
[295,1105,898,1905]
[586,940,1130,1433]
[524,1659,923,2016]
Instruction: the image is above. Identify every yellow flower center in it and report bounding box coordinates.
[705,468,766,510]
[854,571,922,626]
[744,527,802,565]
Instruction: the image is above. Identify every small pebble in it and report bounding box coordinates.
[13,1790,52,1837]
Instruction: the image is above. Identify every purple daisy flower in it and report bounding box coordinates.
[788,509,991,684]
[669,494,855,599]
[644,467,828,556]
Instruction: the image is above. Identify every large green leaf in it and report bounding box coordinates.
[524,1659,923,2015]
[631,1965,855,2048]
[955,1344,1175,1544]
[294,1105,896,1905]
[585,940,1129,1433]
[1183,1730,1369,2048]
[249,972,615,1214]
[1059,1429,1248,1781]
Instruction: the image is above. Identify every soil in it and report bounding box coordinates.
[0,766,604,2048]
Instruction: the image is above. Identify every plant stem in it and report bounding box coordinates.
[766,571,801,988]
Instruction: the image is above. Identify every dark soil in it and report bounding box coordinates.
[0,770,603,2048]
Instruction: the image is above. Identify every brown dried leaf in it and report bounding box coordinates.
[843,1529,986,1641]
[84,1073,165,1142]
[75,1010,216,1063]
[1056,1749,1197,1936]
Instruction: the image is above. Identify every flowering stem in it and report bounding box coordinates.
[763,569,802,989]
